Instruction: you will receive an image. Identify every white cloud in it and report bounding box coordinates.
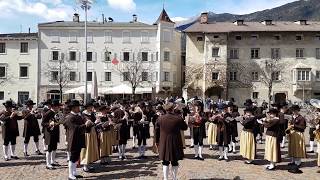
[171,17,189,22]
[107,0,136,12]
[0,0,72,21]
[40,0,62,5]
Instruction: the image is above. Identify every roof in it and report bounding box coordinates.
[184,21,320,33]
[154,9,174,25]
[38,21,154,28]
[0,33,38,40]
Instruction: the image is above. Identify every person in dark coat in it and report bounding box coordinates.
[216,104,232,161]
[0,100,23,161]
[41,99,52,151]
[155,102,188,180]
[229,104,240,153]
[115,108,129,160]
[22,100,42,157]
[64,100,92,180]
[41,99,61,169]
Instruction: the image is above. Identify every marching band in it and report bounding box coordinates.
[1,97,320,179]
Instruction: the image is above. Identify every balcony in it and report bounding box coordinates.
[292,81,312,94]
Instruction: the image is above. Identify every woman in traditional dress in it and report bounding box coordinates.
[207,104,218,150]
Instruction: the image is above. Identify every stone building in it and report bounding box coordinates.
[38,9,181,102]
[184,13,320,105]
[0,33,38,105]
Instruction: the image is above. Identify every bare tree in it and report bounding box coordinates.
[44,59,72,102]
[116,52,153,100]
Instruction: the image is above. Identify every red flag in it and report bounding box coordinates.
[112,57,119,65]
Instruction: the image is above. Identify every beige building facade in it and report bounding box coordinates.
[184,13,320,105]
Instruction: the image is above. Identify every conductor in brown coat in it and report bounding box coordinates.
[155,102,188,180]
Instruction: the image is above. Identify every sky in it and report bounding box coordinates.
[0,0,298,33]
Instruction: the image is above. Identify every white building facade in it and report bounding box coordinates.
[0,33,38,105]
[38,9,181,102]
[184,13,320,105]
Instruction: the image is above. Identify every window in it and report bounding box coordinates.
[163,30,171,42]
[87,52,93,61]
[141,31,149,43]
[70,71,76,81]
[105,31,112,43]
[252,92,259,99]
[212,72,219,80]
[251,72,259,81]
[0,66,6,78]
[105,51,111,61]
[69,32,77,42]
[296,35,303,41]
[316,48,320,59]
[297,70,310,81]
[212,48,219,57]
[229,72,237,81]
[251,48,260,59]
[52,51,59,61]
[87,72,92,81]
[20,42,28,53]
[87,32,93,43]
[197,36,203,41]
[271,48,281,59]
[18,92,29,105]
[0,43,6,53]
[316,35,320,41]
[105,72,111,81]
[123,31,131,43]
[272,71,281,81]
[69,51,76,61]
[0,91,4,100]
[123,52,130,61]
[251,35,258,40]
[229,49,239,59]
[235,35,242,40]
[51,31,60,42]
[51,71,58,81]
[123,72,129,81]
[164,51,170,61]
[142,52,148,61]
[164,72,170,82]
[296,48,304,58]
[142,72,148,81]
[316,71,320,81]
[274,35,281,40]
[214,35,219,39]
[19,66,28,78]
[182,55,186,65]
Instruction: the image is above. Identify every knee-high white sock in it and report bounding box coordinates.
[51,151,56,164]
[118,146,122,157]
[309,141,314,151]
[132,136,136,147]
[317,142,320,153]
[162,165,169,180]
[10,145,16,156]
[73,162,78,176]
[190,138,194,146]
[68,161,76,179]
[142,145,146,156]
[172,166,178,180]
[35,142,40,151]
[43,138,47,151]
[219,146,223,158]
[122,145,126,156]
[281,137,285,148]
[295,158,301,166]
[138,146,142,156]
[224,147,229,160]
[46,152,52,167]
[66,151,70,161]
[194,145,199,157]
[228,144,232,151]
[3,145,8,159]
[232,142,236,152]
[199,146,203,158]
[23,144,28,153]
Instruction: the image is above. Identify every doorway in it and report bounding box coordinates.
[274,93,287,104]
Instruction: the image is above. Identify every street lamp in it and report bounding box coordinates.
[76,0,94,103]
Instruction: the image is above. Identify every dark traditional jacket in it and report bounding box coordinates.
[64,113,86,152]
[41,109,60,145]
[264,118,280,137]
[292,114,306,133]
[23,112,41,137]
[0,110,23,139]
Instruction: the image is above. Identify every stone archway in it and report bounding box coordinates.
[205,86,224,101]
[274,93,287,104]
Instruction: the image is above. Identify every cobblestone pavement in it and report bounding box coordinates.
[0,119,319,180]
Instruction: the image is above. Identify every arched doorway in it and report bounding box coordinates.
[205,86,224,101]
[274,93,287,104]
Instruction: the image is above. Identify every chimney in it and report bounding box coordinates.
[132,14,138,22]
[200,12,208,24]
[28,27,31,34]
[261,20,273,25]
[73,13,80,22]
[295,20,307,25]
[102,14,105,24]
[234,20,244,26]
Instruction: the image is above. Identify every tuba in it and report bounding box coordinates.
[309,99,320,142]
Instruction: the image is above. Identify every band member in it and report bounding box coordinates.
[216,104,232,161]
[41,99,52,151]
[113,108,128,160]
[155,102,188,180]
[260,109,280,170]
[239,107,256,164]
[190,101,206,160]
[64,100,92,180]
[129,101,139,149]
[95,105,113,165]
[174,101,187,149]
[153,105,166,154]
[307,111,318,154]
[207,104,218,150]
[288,105,306,169]
[277,102,290,148]
[62,100,71,162]
[80,101,99,172]
[228,103,240,154]
[22,100,42,157]
[133,103,149,159]
[41,99,61,169]
[0,100,23,161]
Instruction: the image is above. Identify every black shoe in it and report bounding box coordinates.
[4,157,9,161]
[24,152,30,157]
[288,162,295,166]
[51,163,61,167]
[46,166,55,170]
[193,156,199,160]
[83,168,94,173]
[307,150,314,153]
[245,161,253,164]
[75,175,83,178]
[132,146,136,150]
[209,147,213,150]
[190,145,194,148]
[35,150,43,155]
[266,167,275,171]
[198,157,204,161]
[218,156,224,161]
[11,156,19,160]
